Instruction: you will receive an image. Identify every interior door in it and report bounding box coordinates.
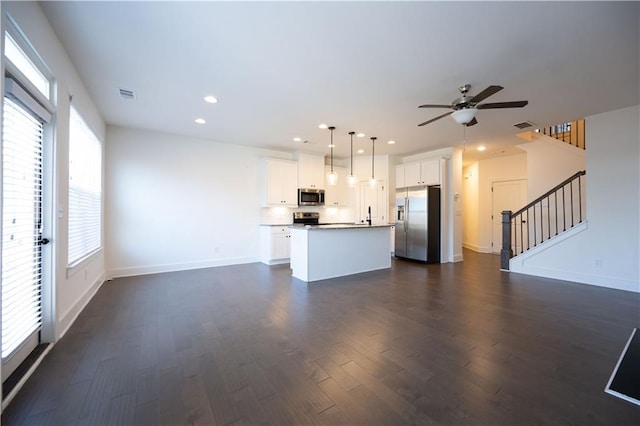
[1,92,50,381]
[492,180,527,254]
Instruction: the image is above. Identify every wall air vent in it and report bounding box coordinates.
[118,88,136,100]
[514,121,535,129]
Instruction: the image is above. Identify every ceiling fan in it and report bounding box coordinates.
[418,84,528,127]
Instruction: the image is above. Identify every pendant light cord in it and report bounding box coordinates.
[371,137,377,179]
[329,126,335,172]
[463,124,467,152]
[349,131,355,176]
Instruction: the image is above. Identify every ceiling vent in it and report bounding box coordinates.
[513,121,535,129]
[118,88,136,100]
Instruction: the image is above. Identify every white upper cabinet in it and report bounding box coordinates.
[262,158,298,207]
[297,153,325,189]
[396,159,440,188]
[324,165,348,206]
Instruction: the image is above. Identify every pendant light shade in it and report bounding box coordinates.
[370,137,377,187]
[327,126,337,186]
[347,131,357,187]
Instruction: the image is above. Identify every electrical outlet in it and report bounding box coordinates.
[595,258,603,268]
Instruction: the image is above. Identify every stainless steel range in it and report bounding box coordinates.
[293,212,319,225]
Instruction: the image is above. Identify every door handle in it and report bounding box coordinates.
[38,238,50,245]
[404,199,409,231]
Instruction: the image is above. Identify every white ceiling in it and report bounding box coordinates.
[40,1,639,164]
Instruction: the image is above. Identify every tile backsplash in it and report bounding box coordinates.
[260,206,355,225]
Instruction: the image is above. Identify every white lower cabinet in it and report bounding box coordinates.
[260,226,291,265]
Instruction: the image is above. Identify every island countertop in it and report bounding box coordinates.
[292,223,394,230]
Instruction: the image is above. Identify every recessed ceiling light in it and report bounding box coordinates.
[477,145,486,151]
[318,123,328,129]
[195,118,206,124]
[356,133,365,138]
[357,149,364,154]
[204,95,218,104]
[293,137,302,142]
[387,140,396,145]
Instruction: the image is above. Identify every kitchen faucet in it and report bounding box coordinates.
[366,206,372,226]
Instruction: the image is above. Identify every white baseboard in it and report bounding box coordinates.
[509,266,639,293]
[462,242,492,253]
[57,273,106,340]
[108,256,258,279]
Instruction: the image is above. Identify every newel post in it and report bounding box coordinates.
[501,211,513,270]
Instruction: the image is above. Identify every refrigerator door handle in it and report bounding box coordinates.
[404,198,409,231]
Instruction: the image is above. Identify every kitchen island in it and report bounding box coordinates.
[290,224,393,283]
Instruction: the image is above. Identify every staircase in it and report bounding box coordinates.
[500,170,586,270]
[536,119,585,149]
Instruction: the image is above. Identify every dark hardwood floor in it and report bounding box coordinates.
[3,250,639,425]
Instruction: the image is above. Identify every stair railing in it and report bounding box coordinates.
[535,119,585,149]
[501,170,586,270]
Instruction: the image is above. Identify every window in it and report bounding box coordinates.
[4,32,49,99]
[68,106,102,265]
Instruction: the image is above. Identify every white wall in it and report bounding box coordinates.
[510,105,639,292]
[462,162,480,251]
[517,135,586,201]
[463,153,528,252]
[1,2,107,340]
[105,126,295,277]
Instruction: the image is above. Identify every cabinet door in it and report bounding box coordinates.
[325,165,348,206]
[297,153,325,189]
[395,165,405,188]
[404,163,422,186]
[271,231,291,259]
[280,161,299,205]
[421,159,440,185]
[265,160,284,205]
[265,159,298,206]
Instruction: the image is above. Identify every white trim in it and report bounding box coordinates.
[108,256,259,279]
[462,242,492,253]
[56,273,106,340]
[509,221,588,269]
[605,328,640,407]
[4,77,51,122]
[1,343,53,411]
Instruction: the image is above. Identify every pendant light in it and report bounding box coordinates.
[347,131,357,187]
[327,126,337,186]
[370,136,377,187]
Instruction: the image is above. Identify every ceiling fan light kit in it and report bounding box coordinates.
[418,84,528,127]
[451,108,478,125]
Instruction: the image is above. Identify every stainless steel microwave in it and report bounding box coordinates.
[298,188,325,206]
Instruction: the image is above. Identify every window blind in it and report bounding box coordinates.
[68,106,102,265]
[2,96,44,359]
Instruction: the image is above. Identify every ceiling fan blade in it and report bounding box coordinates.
[478,100,529,109]
[469,85,503,104]
[418,111,452,126]
[418,104,452,109]
[466,117,478,127]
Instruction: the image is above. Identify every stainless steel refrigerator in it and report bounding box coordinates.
[395,186,441,263]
